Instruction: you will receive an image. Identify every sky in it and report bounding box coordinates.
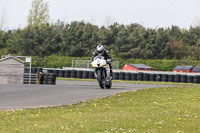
[0,0,200,30]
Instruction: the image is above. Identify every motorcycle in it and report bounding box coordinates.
[91,55,112,89]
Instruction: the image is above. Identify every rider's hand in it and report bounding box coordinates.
[107,59,112,62]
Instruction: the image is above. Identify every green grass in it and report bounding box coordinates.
[1,86,200,132]
[57,77,200,86]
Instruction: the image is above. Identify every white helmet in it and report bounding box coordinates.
[96,45,104,54]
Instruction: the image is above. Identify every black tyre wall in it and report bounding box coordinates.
[88,71,94,79]
[82,71,89,79]
[193,75,199,83]
[125,73,131,80]
[180,75,187,83]
[64,70,71,78]
[187,75,193,83]
[149,74,156,81]
[162,74,168,82]
[58,70,65,77]
[174,75,181,82]
[53,70,59,77]
[76,70,83,79]
[119,72,125,80]
[71,70,77,78]
[137,72,143,81]
[168,75,174,82]
[131,73,137,81]
[113,72,119,80]
[156,74,162,82]
[143,73,149,81]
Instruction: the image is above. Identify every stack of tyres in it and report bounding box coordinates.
[43,73,56,85]
[119,72,125,80]
[174,75,181,82]
[149,73,156,81]
[193,75,199,84]
[24,67,43,73]
[58,70,65,78]
[113,72,119,80]
[156,74,162,82]
[187,75,193,83]
[180,75,187,83]
[143,73,149,81]
[37,67,43,73]
[131,73,137,81]
[64,70,71,78]
[162,74,168,82]
[88,71,94,79]
[47,69,53,73]
[71,70,77,78]
[31,67,37,73]
[168,74,174,82]
[23,73,37,84]
[82,71,89,79]
[137,72,143,81]
[76,70,83,79]
[53,70,59,77]
[125,73,131,80]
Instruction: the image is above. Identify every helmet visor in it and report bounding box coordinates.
[97,50,104,55]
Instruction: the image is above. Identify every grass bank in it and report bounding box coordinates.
[1,86,200,132]
[57,77,200,86]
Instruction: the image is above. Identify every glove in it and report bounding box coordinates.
[107,59,112,62]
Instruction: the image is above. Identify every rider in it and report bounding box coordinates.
[92,45,113,78]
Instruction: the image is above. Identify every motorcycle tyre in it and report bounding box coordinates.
[105,81,112,89]
[97,71,105,89]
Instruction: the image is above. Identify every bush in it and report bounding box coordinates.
[31,55,200,71]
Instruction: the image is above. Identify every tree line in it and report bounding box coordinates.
[0,21,200,60]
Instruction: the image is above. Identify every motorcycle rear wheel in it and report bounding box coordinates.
[105,81,112,89]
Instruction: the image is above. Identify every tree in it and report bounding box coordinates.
[27,0,50,26]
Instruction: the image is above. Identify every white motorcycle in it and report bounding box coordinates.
[91,55,112,89]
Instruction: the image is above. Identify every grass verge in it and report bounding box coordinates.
[57,77,200,86]
[1,86,200,132]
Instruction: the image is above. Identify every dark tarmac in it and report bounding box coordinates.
[0,80,174,110]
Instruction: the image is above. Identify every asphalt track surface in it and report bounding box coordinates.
[0,80,174,111]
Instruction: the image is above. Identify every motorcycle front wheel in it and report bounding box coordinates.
[97,71,105,89]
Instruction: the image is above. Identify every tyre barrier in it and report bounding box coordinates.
[24,67,43,73]
[113,72,119,80]
[168,74,174,82]
[149,74,156,81]
[125,73,131,80]
[119,72,125,80]
[193,75,199,83]
[23,73,37,84]
[137,72,143,81]
[162,74,168,82]
[44,69,200,84]
[58,70,65,78]
[174,75,181,82]
[53,70,59,77]
[187,75,193,83]
[88,71,95,79]
[76,70,83,79]
[181,75,187,83]
[131,73,137,81]
[64,70,71,78]
[156,74,162,82]
[143,73,149,81]
[42,73,56,85]
[82,71,89,79]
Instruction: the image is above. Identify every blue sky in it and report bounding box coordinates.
[0,0,200,30]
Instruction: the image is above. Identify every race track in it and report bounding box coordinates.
[0,80,174,110]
